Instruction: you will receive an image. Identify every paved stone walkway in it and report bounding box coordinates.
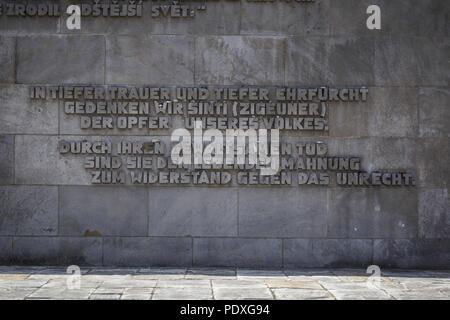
[0,266,449,300]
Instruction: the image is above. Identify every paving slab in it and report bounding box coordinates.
[153,287,213,300]
[26,288,95,300]
[157,279,211,289]
[265,279,323,290]
[213,287,274,300]
[329,289,393,300]
[90,294,121,300]
[186,268,236,279]
[272,288,334,300]
[98,279,157,289]
[237,269,287,280]
[212,280,268,289]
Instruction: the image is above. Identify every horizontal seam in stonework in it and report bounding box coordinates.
[0,184,430,190]
[5,236,439,241]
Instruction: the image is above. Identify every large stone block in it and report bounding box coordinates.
[14,135,91,185]
[60,186,148,236]
[0,186,58,236]
[329,87,419,138]
[0,236,12,264]
[374,37,449,87]
[0,36,14,83]
[378,0,449,37]
[370,138,417,170]
[238,188,327,238]
[419,88,450,138]
[12,237,103,266]
[150,1,240,35]
[241,0,328,36]
[328,188,418,238]
[367,87,419,138]
[419,188,449,239]
[328,99,370,137]
[326,37,375,86]
[103,237,192,267]
[284,239,372,268]
[106,35,194,85]
[286,37,375,86]
[416,138,449,188]
[193,238,282,268]
[195,36,285,85]
[16,35,105,84]
[148,187,238,237]
[373,239,450,268]
[0,85,58,134]
[0,135,13,184]
[285,37,327,86]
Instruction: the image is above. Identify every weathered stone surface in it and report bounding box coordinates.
[60,186,148,236]
[151,1,240,35]
[373,239,450,268]
[0,85,58,134]
[59,99,153,136]
[0,237,12,264]
[284,239,372,268]
[266,279,323,290]
[370,138,417,170]
[326,37,375,86]
[328,188,418,238]
[0,186,57,236]
[59,0,152,35]
[328,0,449,37]
[106,35,194,85]
[377,0,449,37]
[367,87,419,137]
[148,187,237,237]
[0,0,448,270]
[286,37,375,86]
[374,37,449,87]
[326,0,375,36]
[328,99,370,137]
[193,238,282,268]
[285,37,327,86]
[153,287,212,300]
[418,189,449,238]
[195,36,284,85]
[241,0,328,36]
[103,237,192,267]
[417,138,450,188]
[238,188,327,237]
[213,287,273,300]
[12,237,102,266]
[419,88,450,137]
[14,135,91,185]
[272,288,334,300]
[16,35,105,84]
[237,269,286,279]
[0,0,59,34]
[28,287,95,300]
[0,135,13,184]
[0,36,14,83]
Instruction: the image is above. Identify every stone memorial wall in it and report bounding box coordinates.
[0,0,448,268]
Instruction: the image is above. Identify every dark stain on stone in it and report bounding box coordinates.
[84,229,102,237]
